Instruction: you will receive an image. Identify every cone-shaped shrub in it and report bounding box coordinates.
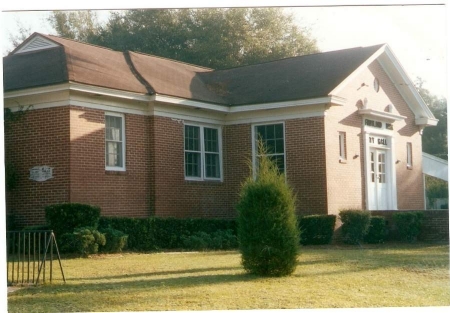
[237,143,299,276]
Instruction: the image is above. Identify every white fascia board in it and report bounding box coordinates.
[230,96,345,113]
[154,94,229,112]
[4,82,152,103]
[155,94,344,114]
[69,82,152,102]
[328,44,387,96]
[378,46,437,122]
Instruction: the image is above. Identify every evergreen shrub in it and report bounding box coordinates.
[364,216,387,244]
[393,211,424,242]
[60,227,106,257]
[45,203,101,237]
[98,217,237,251]
[99,227,128,253]
[237,148,299,277]
[299,214,336,245]
[181,230,238,251]
[339,209,371,245]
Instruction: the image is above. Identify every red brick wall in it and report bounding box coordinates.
[222,123,253,216]
[152,116,245,218]
[69,106,151,218]
[4,106,70,227]
[152,116,328,218]
[285,117,328,215]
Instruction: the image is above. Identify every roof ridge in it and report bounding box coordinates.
[212,44,386,72]
[42,33,117,52]
[129,50,214,71]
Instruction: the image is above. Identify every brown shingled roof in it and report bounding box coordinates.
[44,34,149,94]
[128,51,225,103]
[4,33,384,107]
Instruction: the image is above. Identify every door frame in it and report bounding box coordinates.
[363,128,398,211]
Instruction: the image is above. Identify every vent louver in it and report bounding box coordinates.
[15,36,59,54]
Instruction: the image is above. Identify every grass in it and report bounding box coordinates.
[7,243,450,312]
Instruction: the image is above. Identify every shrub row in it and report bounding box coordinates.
[298,215,336,245]
[182,230,238,251]
[339,210,424,244]
[98,217,237,251]
[27,202,427,254]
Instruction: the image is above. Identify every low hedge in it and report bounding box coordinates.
[339,209,371,245]
[181,230,238,251]
[298,214,336,245]
[98,217,237,251]
[364,216,387,244]
[45,203,101,237]
[99,227,129,253]
[393,211,424,242]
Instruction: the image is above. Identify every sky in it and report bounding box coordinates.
[0,1,448,98]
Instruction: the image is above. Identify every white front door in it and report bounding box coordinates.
[369,148,388,210]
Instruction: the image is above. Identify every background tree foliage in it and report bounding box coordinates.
[48,8,319,69]
[416,77,448,160]
[47,11,100,42]
[415,78,448,208]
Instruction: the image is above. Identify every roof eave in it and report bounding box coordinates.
[415,117,439,127]
[377,45,437,126]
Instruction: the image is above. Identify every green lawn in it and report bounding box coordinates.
[7,243,450,312]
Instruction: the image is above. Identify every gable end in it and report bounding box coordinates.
[14,35,60,54]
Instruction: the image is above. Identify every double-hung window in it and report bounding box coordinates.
[184,124,222,180]
[105,112,125,171]
[253,123,285,173]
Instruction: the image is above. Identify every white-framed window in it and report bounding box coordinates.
[105,112,125,171]
[339,132,347,162]
[253,123,286,173]
[184,124,222,181]
[406,142,413,169]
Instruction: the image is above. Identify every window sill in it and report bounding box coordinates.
[185,177,223,183]
[339,159,347,164]
[105,170,127,176]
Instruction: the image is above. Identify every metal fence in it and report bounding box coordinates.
[6,230,66,286]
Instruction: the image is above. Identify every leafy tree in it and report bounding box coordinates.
[416,78,448,160]
[47,11,100,42]
[48,8,319,69]
[415,78,448,209]
[236,143,299,277]
[6,20,32,54]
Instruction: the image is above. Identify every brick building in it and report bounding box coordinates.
[3,33,437,227]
